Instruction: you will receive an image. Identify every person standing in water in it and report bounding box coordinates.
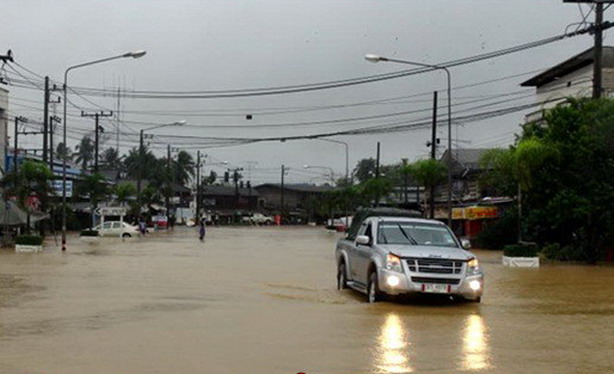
[199,219,206,241]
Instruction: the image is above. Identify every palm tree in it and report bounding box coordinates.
[409,159,447,219]
[73,136,94,171]
[55,142,72,163]
[114,182,136,206]
[101,147,122,170]
[173,151,194,186]
[77,173,109,227]
[1,160,54,233]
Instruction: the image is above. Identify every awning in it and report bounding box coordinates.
[0,201,49,226]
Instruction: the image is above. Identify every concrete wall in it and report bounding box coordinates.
[0,88,8,175]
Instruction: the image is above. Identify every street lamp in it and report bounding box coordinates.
[365,53,453,227]
[314,138,349,184]
[137,120,186,195]
[62,50,146,251]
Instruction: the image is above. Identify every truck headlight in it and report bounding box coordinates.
[386,253,403,273]
[467,258,481,275]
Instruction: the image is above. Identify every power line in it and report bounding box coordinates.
[5,23,608,101]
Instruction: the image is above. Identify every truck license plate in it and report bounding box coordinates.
[423,283,449,294]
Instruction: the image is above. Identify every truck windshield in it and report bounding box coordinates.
[377,221,458,247]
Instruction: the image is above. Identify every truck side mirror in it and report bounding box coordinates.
[356,235,371,246]
[461,238,471,250]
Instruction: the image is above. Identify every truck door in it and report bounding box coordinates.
[354,221,374,285]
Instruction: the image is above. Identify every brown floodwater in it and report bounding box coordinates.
[1,226,613,374]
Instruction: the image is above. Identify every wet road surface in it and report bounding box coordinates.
[1,226,613,374]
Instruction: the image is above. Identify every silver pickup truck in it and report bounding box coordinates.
[335,215,484,303]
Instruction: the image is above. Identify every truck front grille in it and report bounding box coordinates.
[411,277,461,285]
[406,258,464,274]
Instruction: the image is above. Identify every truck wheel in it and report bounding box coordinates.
[337,263,348,290]
[367,271,383,303]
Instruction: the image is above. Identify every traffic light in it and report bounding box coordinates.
[224,171,229,182]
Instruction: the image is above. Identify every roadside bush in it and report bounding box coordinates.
[503,243,538,257]
[541,243,585,261]
[80,230,99,237]
[15,235,43,246]
[473,208,518,250]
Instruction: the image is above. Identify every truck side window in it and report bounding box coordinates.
[364,224,373,244]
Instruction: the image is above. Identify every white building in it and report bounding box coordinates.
[0,87,8,174]
[520,46,614,122]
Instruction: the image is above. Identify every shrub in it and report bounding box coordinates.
[503,243,538,257]
[15,235,43,246]
[541,243,585,261]
[473,208,518,250]
[80,230,99,237]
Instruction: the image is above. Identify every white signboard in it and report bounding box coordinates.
[96,206,127,216]
[50,180,73,198]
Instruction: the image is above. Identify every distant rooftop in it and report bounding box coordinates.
[520,46,614,88]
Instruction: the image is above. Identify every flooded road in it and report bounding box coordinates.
[1,226,613,374]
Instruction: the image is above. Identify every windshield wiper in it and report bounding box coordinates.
[397,224,418,245]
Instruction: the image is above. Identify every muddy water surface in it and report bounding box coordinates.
[1,227,613,374]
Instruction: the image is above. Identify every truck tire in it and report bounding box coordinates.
[337,262,348,290]
[367,271,383,303]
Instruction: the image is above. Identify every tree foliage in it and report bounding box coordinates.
[481,98,614,262]
[1,161,54,232]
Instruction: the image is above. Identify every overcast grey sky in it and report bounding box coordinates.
[1,0,606,184]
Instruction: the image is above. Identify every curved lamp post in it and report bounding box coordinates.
[365,54,453,227]
[62,50,146,251]
[303,165,335,183]
[315,138,349,184]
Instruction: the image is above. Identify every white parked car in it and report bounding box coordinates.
[93,221,140,238]
[242,213,274,225]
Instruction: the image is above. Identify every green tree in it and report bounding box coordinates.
[1,161,54,233]
[482,98,614,262]
[172,150,194,185]
[409,158,447,218]
[353,158,377,183]
[114,182,136,206]
[74,136,94,171]
[101,147,122,170]
[77,173,109,227]
[358,177,393,207]
[55,142,72,163]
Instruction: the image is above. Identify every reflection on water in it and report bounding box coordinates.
[462,314,491,371]
[375,314,412,373]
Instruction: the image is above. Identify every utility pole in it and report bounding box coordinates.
[42,77,49,164]
[81,111,112,172]
[430,91,438,218]
[280,164,286,224]
[49,116,61,171]
[594,1,604,98]
[13,116,28,172]
[167,144,171,214]
[375,142,380,178]
[227,167,244,211]
[563,0,614,98]
[195,150,201,221]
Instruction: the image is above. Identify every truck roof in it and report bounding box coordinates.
[346,207,422,240]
